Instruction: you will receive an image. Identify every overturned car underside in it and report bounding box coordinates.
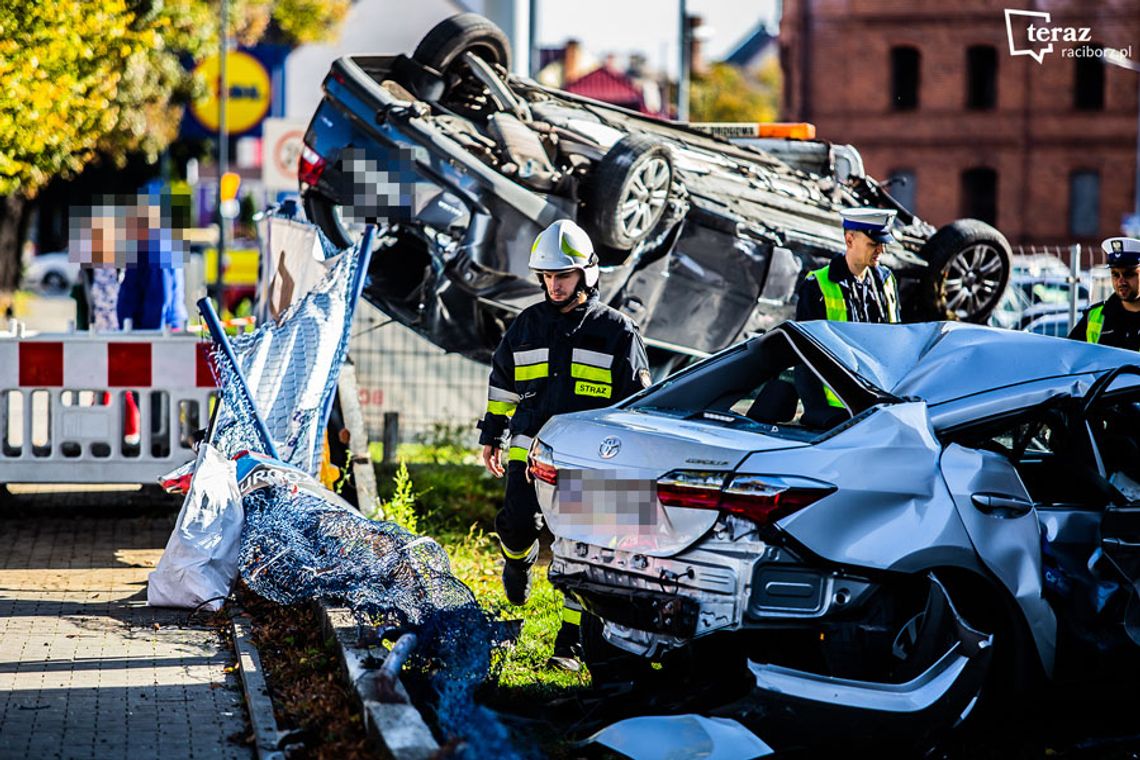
[300,14,1013,368]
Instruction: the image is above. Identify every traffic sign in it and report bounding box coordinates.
[261,118,308,191]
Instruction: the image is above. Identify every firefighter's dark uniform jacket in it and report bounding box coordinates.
[478,294,650,556]
[479,294,650,458]
[795,254,901,323]
[1069,295,1140,350]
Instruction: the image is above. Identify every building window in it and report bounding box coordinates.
[966,46,997,110]
[887,169,917,213]
[1074,54,1105,110]
[1069,170,1100,237]
[961,167,997,225]
[890,47,920,110]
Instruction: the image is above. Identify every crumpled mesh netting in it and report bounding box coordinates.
[208,230,520,757]
[238,487,515,757]
[210,248,357,475]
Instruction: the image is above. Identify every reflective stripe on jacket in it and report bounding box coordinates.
[1086,304,1105,344]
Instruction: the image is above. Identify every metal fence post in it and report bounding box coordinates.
[1069,243,1081,334]
[382,412,399,464]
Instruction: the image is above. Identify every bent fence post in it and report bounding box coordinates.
[197,296,281,460]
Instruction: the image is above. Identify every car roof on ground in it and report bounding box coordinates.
[783,320,1138,405]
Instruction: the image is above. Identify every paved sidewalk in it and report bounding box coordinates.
[0,491,251,759]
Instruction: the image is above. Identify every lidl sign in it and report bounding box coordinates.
[189,50,272,135]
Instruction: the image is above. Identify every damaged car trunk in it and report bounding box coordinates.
[300,13,1013,368]
[531,322,1140,752]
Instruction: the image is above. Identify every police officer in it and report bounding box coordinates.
[1069,237,1140,349]
[795,207,902,324]
[478,219,651,670]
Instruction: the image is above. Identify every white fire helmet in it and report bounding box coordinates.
[527,219,599,289]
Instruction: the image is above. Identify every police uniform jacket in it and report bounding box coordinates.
[478,295,650,460]
[1069,295,1140,350]
[795,254,901,323]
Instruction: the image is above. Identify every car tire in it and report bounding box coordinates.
[915,219,1012,323]
[42,271,68,293]
[303,191,355,251]
[412,13,511,76]
[585,134,674,250]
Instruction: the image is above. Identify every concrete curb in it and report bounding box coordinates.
[232,613,289,760]
[319,604,441,760]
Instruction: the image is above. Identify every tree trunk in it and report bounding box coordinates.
[0,194,31,295]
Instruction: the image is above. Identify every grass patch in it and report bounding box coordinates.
[371,457,592,749]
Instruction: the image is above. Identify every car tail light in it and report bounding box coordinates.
[298,143,327,186]
[656,470,835,527]
[656,470,727,509]
[528,439,558,485]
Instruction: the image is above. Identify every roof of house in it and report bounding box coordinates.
[564,66,647,112]
[724,24,776,67]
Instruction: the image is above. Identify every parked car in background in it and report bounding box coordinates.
[300,13,1013,368]
[532,321,1140,752]
[1023,312,1074,338]
[21,252,80,295]
[989,275,1088,331]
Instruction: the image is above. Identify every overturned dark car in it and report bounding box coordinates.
[300,13,1012,367]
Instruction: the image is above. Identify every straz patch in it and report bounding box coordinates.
[574,380,611,398]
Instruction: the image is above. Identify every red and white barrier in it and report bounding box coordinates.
[0,331,217,485]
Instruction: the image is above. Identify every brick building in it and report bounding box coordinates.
[779,0,1140,247]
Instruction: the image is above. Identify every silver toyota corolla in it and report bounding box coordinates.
[531,321,1140,751]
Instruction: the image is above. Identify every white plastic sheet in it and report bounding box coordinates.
[588,714,773,760]
[147,444,244,611]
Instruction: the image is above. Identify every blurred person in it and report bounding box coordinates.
[477,220,651,671]
[1069,237,1140,350]
[116,198,187,330]
[86,212,122,332]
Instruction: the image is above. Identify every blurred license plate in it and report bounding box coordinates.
[555,469,659,532]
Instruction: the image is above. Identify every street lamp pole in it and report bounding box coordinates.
[215,0,229,303]
[678,0,689,121]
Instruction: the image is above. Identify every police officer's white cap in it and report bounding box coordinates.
[840,207,897,243]
[1102,237,1140,269]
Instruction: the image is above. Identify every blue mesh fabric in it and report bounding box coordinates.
[207,229,521,757]
[237,486,519,758]
[210,248,360,474]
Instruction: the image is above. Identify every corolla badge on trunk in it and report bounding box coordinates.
[599,436,622,459]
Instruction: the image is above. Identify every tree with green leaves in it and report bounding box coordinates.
[689,58,781,124]
[0,0,348,294]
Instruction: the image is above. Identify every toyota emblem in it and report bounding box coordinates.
[599,436,621,459]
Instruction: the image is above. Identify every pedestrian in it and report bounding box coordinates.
[477,219,651,671]
[86,212,122,332]
[795,207,902,324]
[116,199,188,331]
[1069,237,1140,349]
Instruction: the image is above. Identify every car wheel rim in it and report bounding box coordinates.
[618,156,670,240]
[942,243,1006,320]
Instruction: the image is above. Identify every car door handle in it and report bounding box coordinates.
[971,493,1034,518]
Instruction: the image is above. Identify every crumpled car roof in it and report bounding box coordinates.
[786,320,1140,405]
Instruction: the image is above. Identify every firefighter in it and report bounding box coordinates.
[795,207,902,324]
[478,219,651,671]
[1069,237,1140,349]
